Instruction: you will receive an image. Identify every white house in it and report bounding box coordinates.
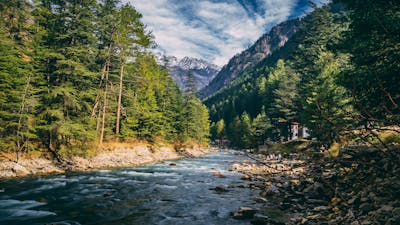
[290,122,299,140]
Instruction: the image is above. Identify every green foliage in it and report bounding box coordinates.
[251,110,271,146]
[334,0,400,125]
[268,60,300,120]
[181,95,210,144]
[33,0,99,152]
[0,3,37,155]
[382,133,400,145]
[300,51,353,146]
[0,0,210,158]
[239,112,252,148]
[213,119,226,139]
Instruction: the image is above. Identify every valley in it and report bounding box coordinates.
[0,0,399,224]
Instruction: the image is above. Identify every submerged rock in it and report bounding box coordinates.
[254,197,268,203]
[251,213,270,225]
[210,185,229,193]
[213,172,226,178]
[231,206,258,219]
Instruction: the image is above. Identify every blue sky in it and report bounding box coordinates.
[128,0,328,66]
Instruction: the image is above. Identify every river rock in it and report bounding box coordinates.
[360,203,373,213]
[255,197,268,203]
[36,197,48,204]
[251,213,270,225]
[231,206,258,219]
[12,164,29,176]
[210,185,228,193]
[300,217,308,224]
[306,213,322,220]
[261,185,279,197]
[312,206,328,212]
[236,183,249,188]
[213,172,225,178]
[241,174,252,180]
[290,179,300,185]
[348,196,358,205]
[380,205,393,212]
[306,198,328,205]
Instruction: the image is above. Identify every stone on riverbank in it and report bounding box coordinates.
[231,206,258,219]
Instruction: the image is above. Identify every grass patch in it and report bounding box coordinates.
[260,139,314,154]
[325,142,340,158]
[381,132,400,145]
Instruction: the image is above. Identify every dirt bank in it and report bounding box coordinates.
[0,144,212,179]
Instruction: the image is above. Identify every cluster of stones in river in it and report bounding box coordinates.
[229,146,399,225]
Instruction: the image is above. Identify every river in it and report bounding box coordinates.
[0,150,260,225]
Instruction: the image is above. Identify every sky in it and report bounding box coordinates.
[127,0,328,66]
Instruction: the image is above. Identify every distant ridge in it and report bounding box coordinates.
[200,19,300,98]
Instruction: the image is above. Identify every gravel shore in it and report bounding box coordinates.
[230,145,399,224]
[0,144,211,179]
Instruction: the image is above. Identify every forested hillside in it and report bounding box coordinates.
[0,0,210,159]
[200,19,300,98]
[206,1,399,148]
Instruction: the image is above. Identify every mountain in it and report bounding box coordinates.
[161,56,220,91]
[200,19,300,98]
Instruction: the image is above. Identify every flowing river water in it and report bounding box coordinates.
[0,150,261,225]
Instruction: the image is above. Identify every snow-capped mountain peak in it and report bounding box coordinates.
[177,56,220,71]
[158,55,220,91]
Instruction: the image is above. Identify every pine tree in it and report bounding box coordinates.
[215,119,226,140]
[294,6,352,146]
[34,0,99,155]
[301,51,353,146]
[0,1,37,160]
[184,71,197,97]
[228,116,242,147]
[240,112,252,148]
[334,0,400,126]
[251,110,271,146]
[268,60,300,121]
[114,4,152,140]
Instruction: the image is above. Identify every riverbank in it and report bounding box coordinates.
[0,143,212,179]
[230,143,400,224]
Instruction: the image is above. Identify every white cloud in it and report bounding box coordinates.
[126,0,312,66]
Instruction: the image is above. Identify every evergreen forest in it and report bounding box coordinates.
[0,0,210,159]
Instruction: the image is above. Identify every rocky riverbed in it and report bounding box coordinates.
[229,145,400,224]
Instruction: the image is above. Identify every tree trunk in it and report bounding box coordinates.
[15,75,31,162]
[100,60,110,144]
[91,62,108,117]
[115,63,124,141]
